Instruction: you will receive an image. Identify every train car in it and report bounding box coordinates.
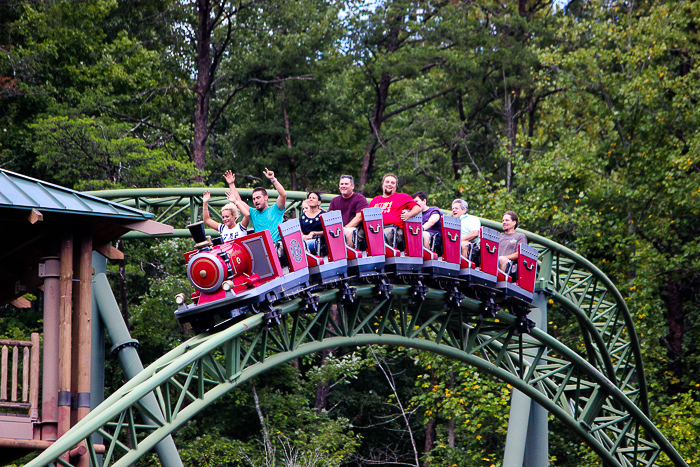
[422,216,461,279]
[459,227,500,289]
[496,243,539,305]
[384,215,424,276]
[306,211,348,286]
[346,207,386,278]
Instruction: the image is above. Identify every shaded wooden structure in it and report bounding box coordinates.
[0,169,171,464]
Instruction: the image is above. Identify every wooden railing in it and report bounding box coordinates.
[0,333,40,419]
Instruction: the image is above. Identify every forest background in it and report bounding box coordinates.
[1,0,699,465]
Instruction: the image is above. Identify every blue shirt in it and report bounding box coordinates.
[250,204,285,242]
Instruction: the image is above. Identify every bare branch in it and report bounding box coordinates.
[368,346,420,467]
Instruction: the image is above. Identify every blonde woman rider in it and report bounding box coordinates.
[202,188,251,242]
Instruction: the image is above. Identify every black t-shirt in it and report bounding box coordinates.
[300,209,326,235]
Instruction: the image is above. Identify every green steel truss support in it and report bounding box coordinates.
[29,188,678,467]
[26,286,685,467]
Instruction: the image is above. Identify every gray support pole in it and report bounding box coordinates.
[39,257,61,441]
[92,273,183,467]
[90,253,106,467]
[503,292,549,467]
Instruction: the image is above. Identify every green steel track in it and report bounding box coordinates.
[25,189,686,467]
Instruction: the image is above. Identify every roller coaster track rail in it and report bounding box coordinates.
[24,188,685,467]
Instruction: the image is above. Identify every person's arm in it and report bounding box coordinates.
[462,229,479,242]
[423,212,441,230]
[202,190,220,230]
[227,190,251,228]
[223,170,242,202]
[401,203,423,221]
[346,212,363,229]
[263,167,287,209]
[504,236,526,260]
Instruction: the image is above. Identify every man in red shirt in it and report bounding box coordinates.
[369,173,422,247]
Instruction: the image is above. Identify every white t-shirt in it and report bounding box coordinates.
[219,223,248,242]
[460,214,481,240]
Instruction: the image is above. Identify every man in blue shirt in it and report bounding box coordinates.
[228,167,287,243]
[249,168,287,243]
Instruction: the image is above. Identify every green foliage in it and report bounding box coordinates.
[31,116,198,190]
[652,389,700,466]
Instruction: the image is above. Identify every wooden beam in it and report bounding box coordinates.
[10,297,31,308]
[93,242,124,260]
[27,209,43,224]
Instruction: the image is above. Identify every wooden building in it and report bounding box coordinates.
[0,169,171,464]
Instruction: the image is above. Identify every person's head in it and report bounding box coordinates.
[307,191,322,207]
[452,199,468,217]
[301,200,311,215]
[252,187,269,211]
[382,174,398,196]
[502,210,519,232]
[339,175,355,198]
[221,203,239,228]
[413,191,428,211]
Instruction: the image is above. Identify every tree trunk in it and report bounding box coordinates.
[193,0,213,181]
[423,418,437,467]
[314,348,331,412]
[504,91,516,193]
[448,371,455,448]
[359,73,392,191]
[279,84,298,190]
[423,369,438,467]
[314,306,339,412]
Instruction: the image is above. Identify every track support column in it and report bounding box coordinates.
[503,291,549,467]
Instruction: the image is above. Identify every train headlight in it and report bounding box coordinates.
[175,293,186,305]
[187,251,227,293]
[222,280,234,292]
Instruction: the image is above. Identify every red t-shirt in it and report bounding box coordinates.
[369,192,417,228]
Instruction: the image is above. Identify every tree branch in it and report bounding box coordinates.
[383,87,455,121]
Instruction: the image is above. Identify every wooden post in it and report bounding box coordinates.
[40,256,61,441]
[12,346,18,401]
[72,230,92,467]
[58,231,73,462]
[1,345,7,401]
[30,333,40,439]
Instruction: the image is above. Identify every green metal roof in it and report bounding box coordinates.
[0,169,154,220]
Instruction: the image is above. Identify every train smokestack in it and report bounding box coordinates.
[187,221,212,249]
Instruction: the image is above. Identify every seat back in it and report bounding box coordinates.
[278,219,308,272]
[362,207,385,257]
[320,211,347,262]
[441,216,462,264]
[402,215,423,258]
[480,227,500,276]
[516,244,538,292]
